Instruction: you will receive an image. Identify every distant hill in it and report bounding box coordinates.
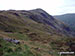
[0,9,75,56]
[54,13,75,31]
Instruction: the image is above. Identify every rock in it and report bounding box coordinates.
[3,38,20,44]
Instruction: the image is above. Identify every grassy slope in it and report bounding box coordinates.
[0,10,75,56]
[0,33,52,56]
[0,11,66,42]
[0,32,75,56]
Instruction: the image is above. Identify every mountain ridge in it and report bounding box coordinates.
[54,13,75,32]
[0,9,74,37]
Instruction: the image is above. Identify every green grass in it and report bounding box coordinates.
[7,33,30,41]
[0,37,35,56]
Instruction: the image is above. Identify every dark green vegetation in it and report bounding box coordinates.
[54,13,75,31]
[0,9,75,56]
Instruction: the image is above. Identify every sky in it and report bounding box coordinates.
[0,0,75,15]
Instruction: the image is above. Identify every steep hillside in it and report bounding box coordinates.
[54,13,75,31]
[0,9,75,56]
[0,9,74,37]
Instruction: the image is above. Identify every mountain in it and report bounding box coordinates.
[0,9,74,37]
[0,9,75,56]
[54,13,75,31]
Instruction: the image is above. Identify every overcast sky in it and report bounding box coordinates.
[0,0,75,15]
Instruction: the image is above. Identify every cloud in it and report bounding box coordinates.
[0,0,75,15]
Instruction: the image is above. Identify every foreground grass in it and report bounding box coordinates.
[0,32,74,56]
[0,34,51,56]
[0,37,35,56]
